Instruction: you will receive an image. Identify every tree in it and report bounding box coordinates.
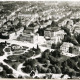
[77,62,80,68]
[22,65,32,73]
[52,67,56,73]
[23,59,37,67]
[41,68,46,73]
[42,49,50,59]
[68,71,76,78]
[36,65,41,73]
[61,61,68,68]
[76,34,80,44]
[3,65,13,74]
[50,50,61,58]
[12,64,17,69]
[18,75,23,78]
[61,27,71,36]
[35,45,41,55]
[7,75,15,78]
[69,47,73,53]
[1,70,7,78]
[55,66,61,73]
[49,55,58,65]
[6,68,13,74]
[46,68,52,73]
[63,35,79,46]
[51,43,56,49]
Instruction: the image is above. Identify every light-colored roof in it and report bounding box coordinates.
[45,27,61,32]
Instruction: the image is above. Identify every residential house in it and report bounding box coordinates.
[60,42,74,53]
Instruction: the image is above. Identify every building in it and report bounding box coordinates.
[60,42,74,53]
[44,27,60,39]
[18,13,32,19]
[25,22,39,33]
[44,27,66,44]
[18,33,38,43]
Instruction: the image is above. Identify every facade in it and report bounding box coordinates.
[18,33,38,43]
[25,25,39,33]
[44,27,66,44]
[60,42,74,53]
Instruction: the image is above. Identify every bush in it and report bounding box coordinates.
[5,48,10,52]
[50,50,61,58]
[41,49,50,59]
[52,67,56,73]
[22,65,32,73]
[23,59,37,67]
[46,68,52,73]
[36,65,41,73]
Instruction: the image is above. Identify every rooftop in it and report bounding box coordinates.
[45,27,61,32]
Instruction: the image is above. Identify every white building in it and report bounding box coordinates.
[60,42,74,53]
[44,27,66,44]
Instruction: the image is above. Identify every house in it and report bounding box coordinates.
[44,27,60,39]
[25,23,39,33]
[18,33,38,43]
[60,42,74,53]
[44,27,66,41]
